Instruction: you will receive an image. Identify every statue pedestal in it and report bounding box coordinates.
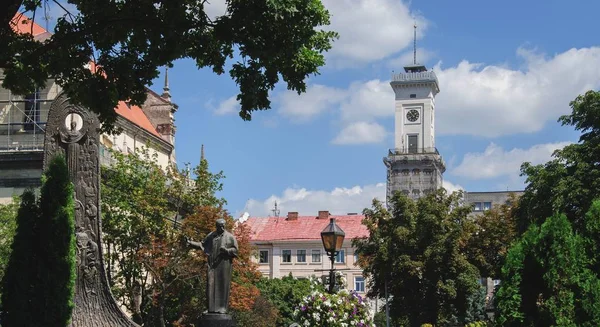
[198,313,235,327]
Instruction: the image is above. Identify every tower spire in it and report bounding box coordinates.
[413,22,417,65]
[162,67,171,101]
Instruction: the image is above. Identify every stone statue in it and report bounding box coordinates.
[188,219,238,314]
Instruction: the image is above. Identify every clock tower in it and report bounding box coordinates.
[383,31,445,202]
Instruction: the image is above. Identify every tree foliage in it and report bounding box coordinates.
[518,90,600,234]
[494,207,600,327]
[2,0,338,130]
[101,147,268,326]
[494,90,600,326]
[256,274,320,327]
[465,194,519,279]
[1,190,38,326]
[1,156,76,326]
[0,195,19,304]
[353,190,482,326]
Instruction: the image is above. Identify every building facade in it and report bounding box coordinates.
[243,211,369,293]
[465,190,524,216]
[384,64,445,202]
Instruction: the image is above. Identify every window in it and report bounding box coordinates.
[297,250,306,263]
[408,135,418,153]
[409,94,417,98]
[354,276,365,292]
[473,202,482,211]
[282,250,292,263]
[312,249,321,263]
[335,250,345,263]
[259,250,269,264]
[483,202,492,211]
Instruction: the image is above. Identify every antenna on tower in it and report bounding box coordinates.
[413,21,417,65]
[271,201,280,217]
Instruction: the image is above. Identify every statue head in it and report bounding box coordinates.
[215,219,226,235]
[70,120,77,131]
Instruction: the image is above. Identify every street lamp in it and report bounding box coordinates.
[320,218,345,294]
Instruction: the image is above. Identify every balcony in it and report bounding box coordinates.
[391,71,439,88]
[388,147,440,155]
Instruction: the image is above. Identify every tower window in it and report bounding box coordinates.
[409,94,417,98]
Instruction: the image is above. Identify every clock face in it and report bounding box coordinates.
[406,109,420,122]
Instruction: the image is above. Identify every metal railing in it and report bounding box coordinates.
[0,135,45,152]
[391,71,439,85]
[388,147,441,155]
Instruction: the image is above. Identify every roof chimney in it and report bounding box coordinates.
[287,212,298,220]
[318,210,330,219]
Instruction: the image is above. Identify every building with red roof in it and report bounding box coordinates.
[243,210,371,295]
[0,14,177,203]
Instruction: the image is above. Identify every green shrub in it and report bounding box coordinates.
[1,155,76,326]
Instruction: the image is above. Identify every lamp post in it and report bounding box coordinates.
[320,218,345,294]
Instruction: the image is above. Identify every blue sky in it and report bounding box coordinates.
[49,0,600,217]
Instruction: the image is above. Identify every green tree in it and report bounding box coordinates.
[101,147,229,325]
[518,90,600,234]
[494,206,600,327]
[1,190,38,326]
[0,195,19,304]
[256,274,321,327]
[2,0,338,130]
[1,156,76,326]
[465,193,519,279]
[353,190,482,326]
[101,149,172,323]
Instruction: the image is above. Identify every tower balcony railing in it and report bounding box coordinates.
[391,71,439,84]
[388,147,440,156]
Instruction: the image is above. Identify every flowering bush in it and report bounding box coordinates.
[293,288,374,327]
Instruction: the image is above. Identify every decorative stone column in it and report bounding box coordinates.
[44,93,138,326]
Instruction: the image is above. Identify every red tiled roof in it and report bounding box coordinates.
[114,102,161,137]
[11,13,161,138]
[244,215,369,242]
[11,13,46,37]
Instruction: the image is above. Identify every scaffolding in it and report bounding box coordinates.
[384,148,446,204]
[0,82,53,152]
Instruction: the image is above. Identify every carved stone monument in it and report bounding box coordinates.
[188,219,238,327]
[44,93,138,326]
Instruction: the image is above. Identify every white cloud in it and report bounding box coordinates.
[241,179,464,217]
[434,47,600,137]
[204,0,228,20]
[332,121,387,145]
[243,183,387,217]
[277,46,600,139]
[322,0,427,66]
[277,84,346,122]
[443,180,464,194]
[212,96,239,116]
[453,141,572,179]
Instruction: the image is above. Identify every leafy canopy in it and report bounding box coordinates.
[353,190,482,326]
[518,90,600,233]
[1,0,338,130]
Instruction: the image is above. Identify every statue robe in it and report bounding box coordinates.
[201,230,238,313]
